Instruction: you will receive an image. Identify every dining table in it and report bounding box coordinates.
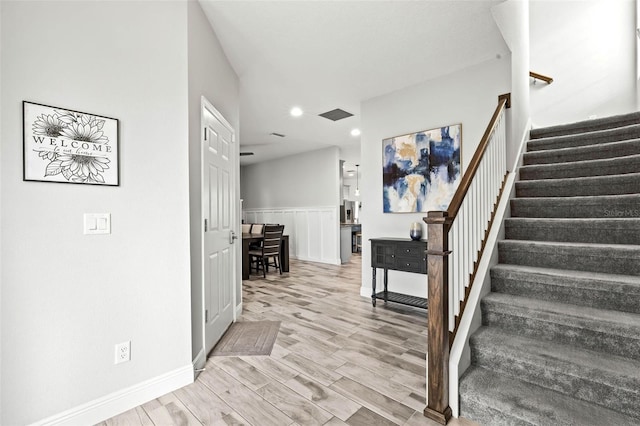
[242,233,290,280]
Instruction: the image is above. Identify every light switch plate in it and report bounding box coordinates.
[84,213,111,235]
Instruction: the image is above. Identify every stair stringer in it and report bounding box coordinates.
[448,118,530,418]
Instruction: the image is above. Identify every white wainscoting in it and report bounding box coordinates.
[243,207,341,265]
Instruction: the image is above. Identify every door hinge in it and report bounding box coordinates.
[205,309,208,322]
[204,218,208,232]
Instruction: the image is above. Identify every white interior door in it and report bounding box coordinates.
[202,97,236,355]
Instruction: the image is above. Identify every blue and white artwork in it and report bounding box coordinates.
[383,124,461,213]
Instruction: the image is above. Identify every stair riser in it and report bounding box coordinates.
[519,156,640,180]
[470,346,640,419]
[530,112,640,139]
[504,220,640,245]
[510,197,640,218]
[490,272,640,315]
[481,304,640,360]
[498,242,640,276]
[523,141,640,166]
[527,126,640,152]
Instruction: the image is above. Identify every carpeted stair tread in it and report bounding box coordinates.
[470,327,640,419]
[510,194,640,218]
[527,123,640,152]
[504,217,640,245]
[519,154,640,180]
[481,292,640,359]
[463,111,640,424]
[530,110,640,139]
[523,138,640,166]
[459,366,638,426]
[515,172,640,197]
[498,239,640,275]
[490,264,640,314]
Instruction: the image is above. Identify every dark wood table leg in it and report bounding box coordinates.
[242,238,251,280]
[372,267,377,306]
[384,269,388,302]
[281,236,289,272]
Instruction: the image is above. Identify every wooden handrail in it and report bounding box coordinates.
[447,94,509,220]
[529,71,553,84]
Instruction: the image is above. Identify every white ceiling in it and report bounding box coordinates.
[198,0,508,171]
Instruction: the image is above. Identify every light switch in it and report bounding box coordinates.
[84,213,111,235]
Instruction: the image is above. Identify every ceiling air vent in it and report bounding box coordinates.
[270,132,286,138]
[239,152,254,156]
[319,108,353,121]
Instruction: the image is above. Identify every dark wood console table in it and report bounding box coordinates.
[370,238,428,309]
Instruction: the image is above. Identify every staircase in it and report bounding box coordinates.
[458,111,640,425]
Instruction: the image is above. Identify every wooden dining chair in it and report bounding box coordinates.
[241,223,252,234]
[248,223,264,250]
[248,224,284,278]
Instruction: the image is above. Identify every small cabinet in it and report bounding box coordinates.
[370,238,427,309]
[372,240,397,268]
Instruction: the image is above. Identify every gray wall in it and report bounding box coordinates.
[240,146,340,209]
[187,0,240,365]
[1,1,192,424]
[359,58,511,299]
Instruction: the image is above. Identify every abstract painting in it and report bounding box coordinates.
[23,101,119,186]
[383,124,461,213]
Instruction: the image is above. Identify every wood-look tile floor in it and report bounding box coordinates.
[100,255,477,426]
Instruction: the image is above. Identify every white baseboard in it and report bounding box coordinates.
[31,364,193,426]
[235,302,243,318]
[295,255,341,266]
[360,286,371,299]
[193,347,206,374]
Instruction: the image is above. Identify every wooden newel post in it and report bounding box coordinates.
[423,211,453,424]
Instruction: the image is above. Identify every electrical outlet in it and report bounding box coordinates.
[115,341,131,364]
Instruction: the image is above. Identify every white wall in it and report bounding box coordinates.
[241,146,341,265]
[1,2,192,424]
[187,0,240,367]
[241,146,340,209]
[492,0,531,165]
[530,0,637,126]
[360,58,510,299]
[0,3,3,416]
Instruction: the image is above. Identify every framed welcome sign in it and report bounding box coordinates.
[23,101,119,186]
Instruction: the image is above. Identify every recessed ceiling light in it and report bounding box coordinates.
[290,107,303,117]
[351,128,361,137]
